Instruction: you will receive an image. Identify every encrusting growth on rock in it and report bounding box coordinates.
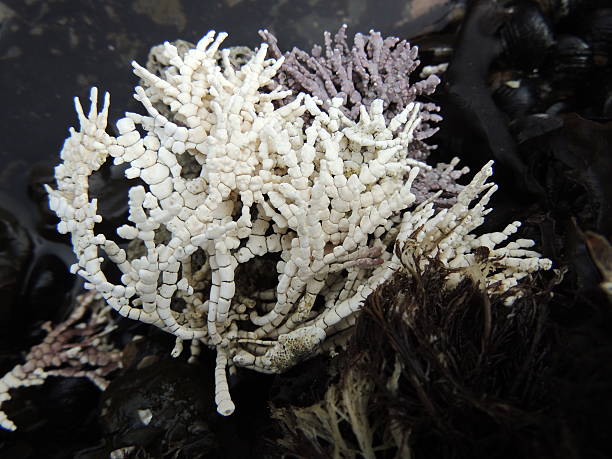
[35,29,552,419]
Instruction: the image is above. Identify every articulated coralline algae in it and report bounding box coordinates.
[36,30,552,420]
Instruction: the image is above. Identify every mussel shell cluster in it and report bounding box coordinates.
[534,0,608,19]
[494,2,612,119]
[414,1,612,122]
[499,2,555,70]
[447,1,610,124]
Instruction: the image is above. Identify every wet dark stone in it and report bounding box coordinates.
[510,113,563,144]
[0,208,32,336]
[0,377,103,459]
[269,354,334,408]
[89,357,273,458]
[95,358,221,457]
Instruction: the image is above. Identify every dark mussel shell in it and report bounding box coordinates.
[549,35,593,83]
[493,77,539,119]
[534,0,612,21]
[509,113,564,144]
[500,1,555,70]
[584,78,612,119]
[603,84,612,118]
[580,8,612,67]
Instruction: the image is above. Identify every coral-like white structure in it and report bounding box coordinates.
[45,31,551,417]
[395,161,552,303]
[261,25,469,208]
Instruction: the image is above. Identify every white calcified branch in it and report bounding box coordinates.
[43,30,552,419]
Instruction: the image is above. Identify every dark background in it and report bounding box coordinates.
[0,0,458,164]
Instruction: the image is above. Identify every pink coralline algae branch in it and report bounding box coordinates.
[0,292,122,431]
[261,25,470,207]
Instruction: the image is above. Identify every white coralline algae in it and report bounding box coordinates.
[45,31,552,416]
